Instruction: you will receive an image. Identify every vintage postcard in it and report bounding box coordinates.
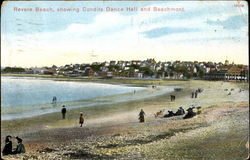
[1,1,249,159]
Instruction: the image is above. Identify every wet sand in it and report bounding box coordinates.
[1,80,249,160]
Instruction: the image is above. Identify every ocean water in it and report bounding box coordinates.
[1,76,145,120]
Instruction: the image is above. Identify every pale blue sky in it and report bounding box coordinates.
[1,1,248,67]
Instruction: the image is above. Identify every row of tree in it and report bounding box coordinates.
[2,67,25,73]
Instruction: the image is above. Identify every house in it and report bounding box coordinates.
[102,61,110,67]
[25,68,34,74]
[193,67,197,73]
[57,68,66,75]
[225,66,247,81]
[134,72,144,78]
[100,71,113,78]
[224,60,229,65]
[43,70,56,75]
[117,61,126,68]
[100,66,109,72]
[204,65,247,81]
[146,58,156,64]
[124,66,130,70]
[92,62,101,65]
[85,67,94,77]
[164,71,183,79]
[110,61,116,66]
[30,67,44,74]
[125,61,132,66]
[131,60,141,65]
[205,65,217,73]
[155,65,162,71]
[140,61,148,67]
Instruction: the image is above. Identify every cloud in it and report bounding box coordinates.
[206,14,248,30]
[141,27,199,38]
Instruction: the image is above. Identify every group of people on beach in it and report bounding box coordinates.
[224,88,242,95]
[162,106,200,119]
[61,105,85,127]
[140,105,201,123]
[139,88,204,122]
[191,88,203,98]
[60,86,205,125]
[2,136,25,156]
[163,106,186,117]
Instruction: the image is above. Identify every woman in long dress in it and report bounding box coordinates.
[139,109,146,123]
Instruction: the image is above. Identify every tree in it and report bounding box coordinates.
[91,64,103,72]
[130,64,140,69]
[108,65,121,71]
[52,65,57,69]
[140,67,154,77]
[2,67,25,73]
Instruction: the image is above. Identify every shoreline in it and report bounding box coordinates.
[2,85,176,121]
[1,73,188,85]
[1,79,194,134]
[1,84,188,132]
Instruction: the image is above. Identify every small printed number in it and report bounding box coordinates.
[234,4,244,7]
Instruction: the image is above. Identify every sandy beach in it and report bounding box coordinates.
[1,79,249,160]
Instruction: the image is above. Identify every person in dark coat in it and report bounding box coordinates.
[198,88,203,93]
[180,107,185,114]
[194,91,198,98]
[61,105,67,119]
[13,137,25,154]
[52,96,57,103]
[191,92,194,98]
[164,110,175,117]
[2,135,12,155]
[175,107,185,116]
[79,113,84,127]
[183,107,196,119]
[139,109,146,123]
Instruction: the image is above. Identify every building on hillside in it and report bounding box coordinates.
[224,60,229,65]
[131,60,141,65]
[109,61,116,66]
[204,65,248,81]
[85,67,94,77]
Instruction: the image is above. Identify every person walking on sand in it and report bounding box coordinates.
[191,92,194,98]
[2,135,12,155]
[61,105,67,119]
[194,91,198,98]
[13,137,25,154]
[52,96,57,103]
[139,109,146,123]
[79,113,84,127]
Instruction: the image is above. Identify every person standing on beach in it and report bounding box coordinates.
[191,92,194,98]
[139,109,146,123]
[194,91,198,98]
[52,96,57,103]
[79,113,84,127]
[61,105,67,119]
